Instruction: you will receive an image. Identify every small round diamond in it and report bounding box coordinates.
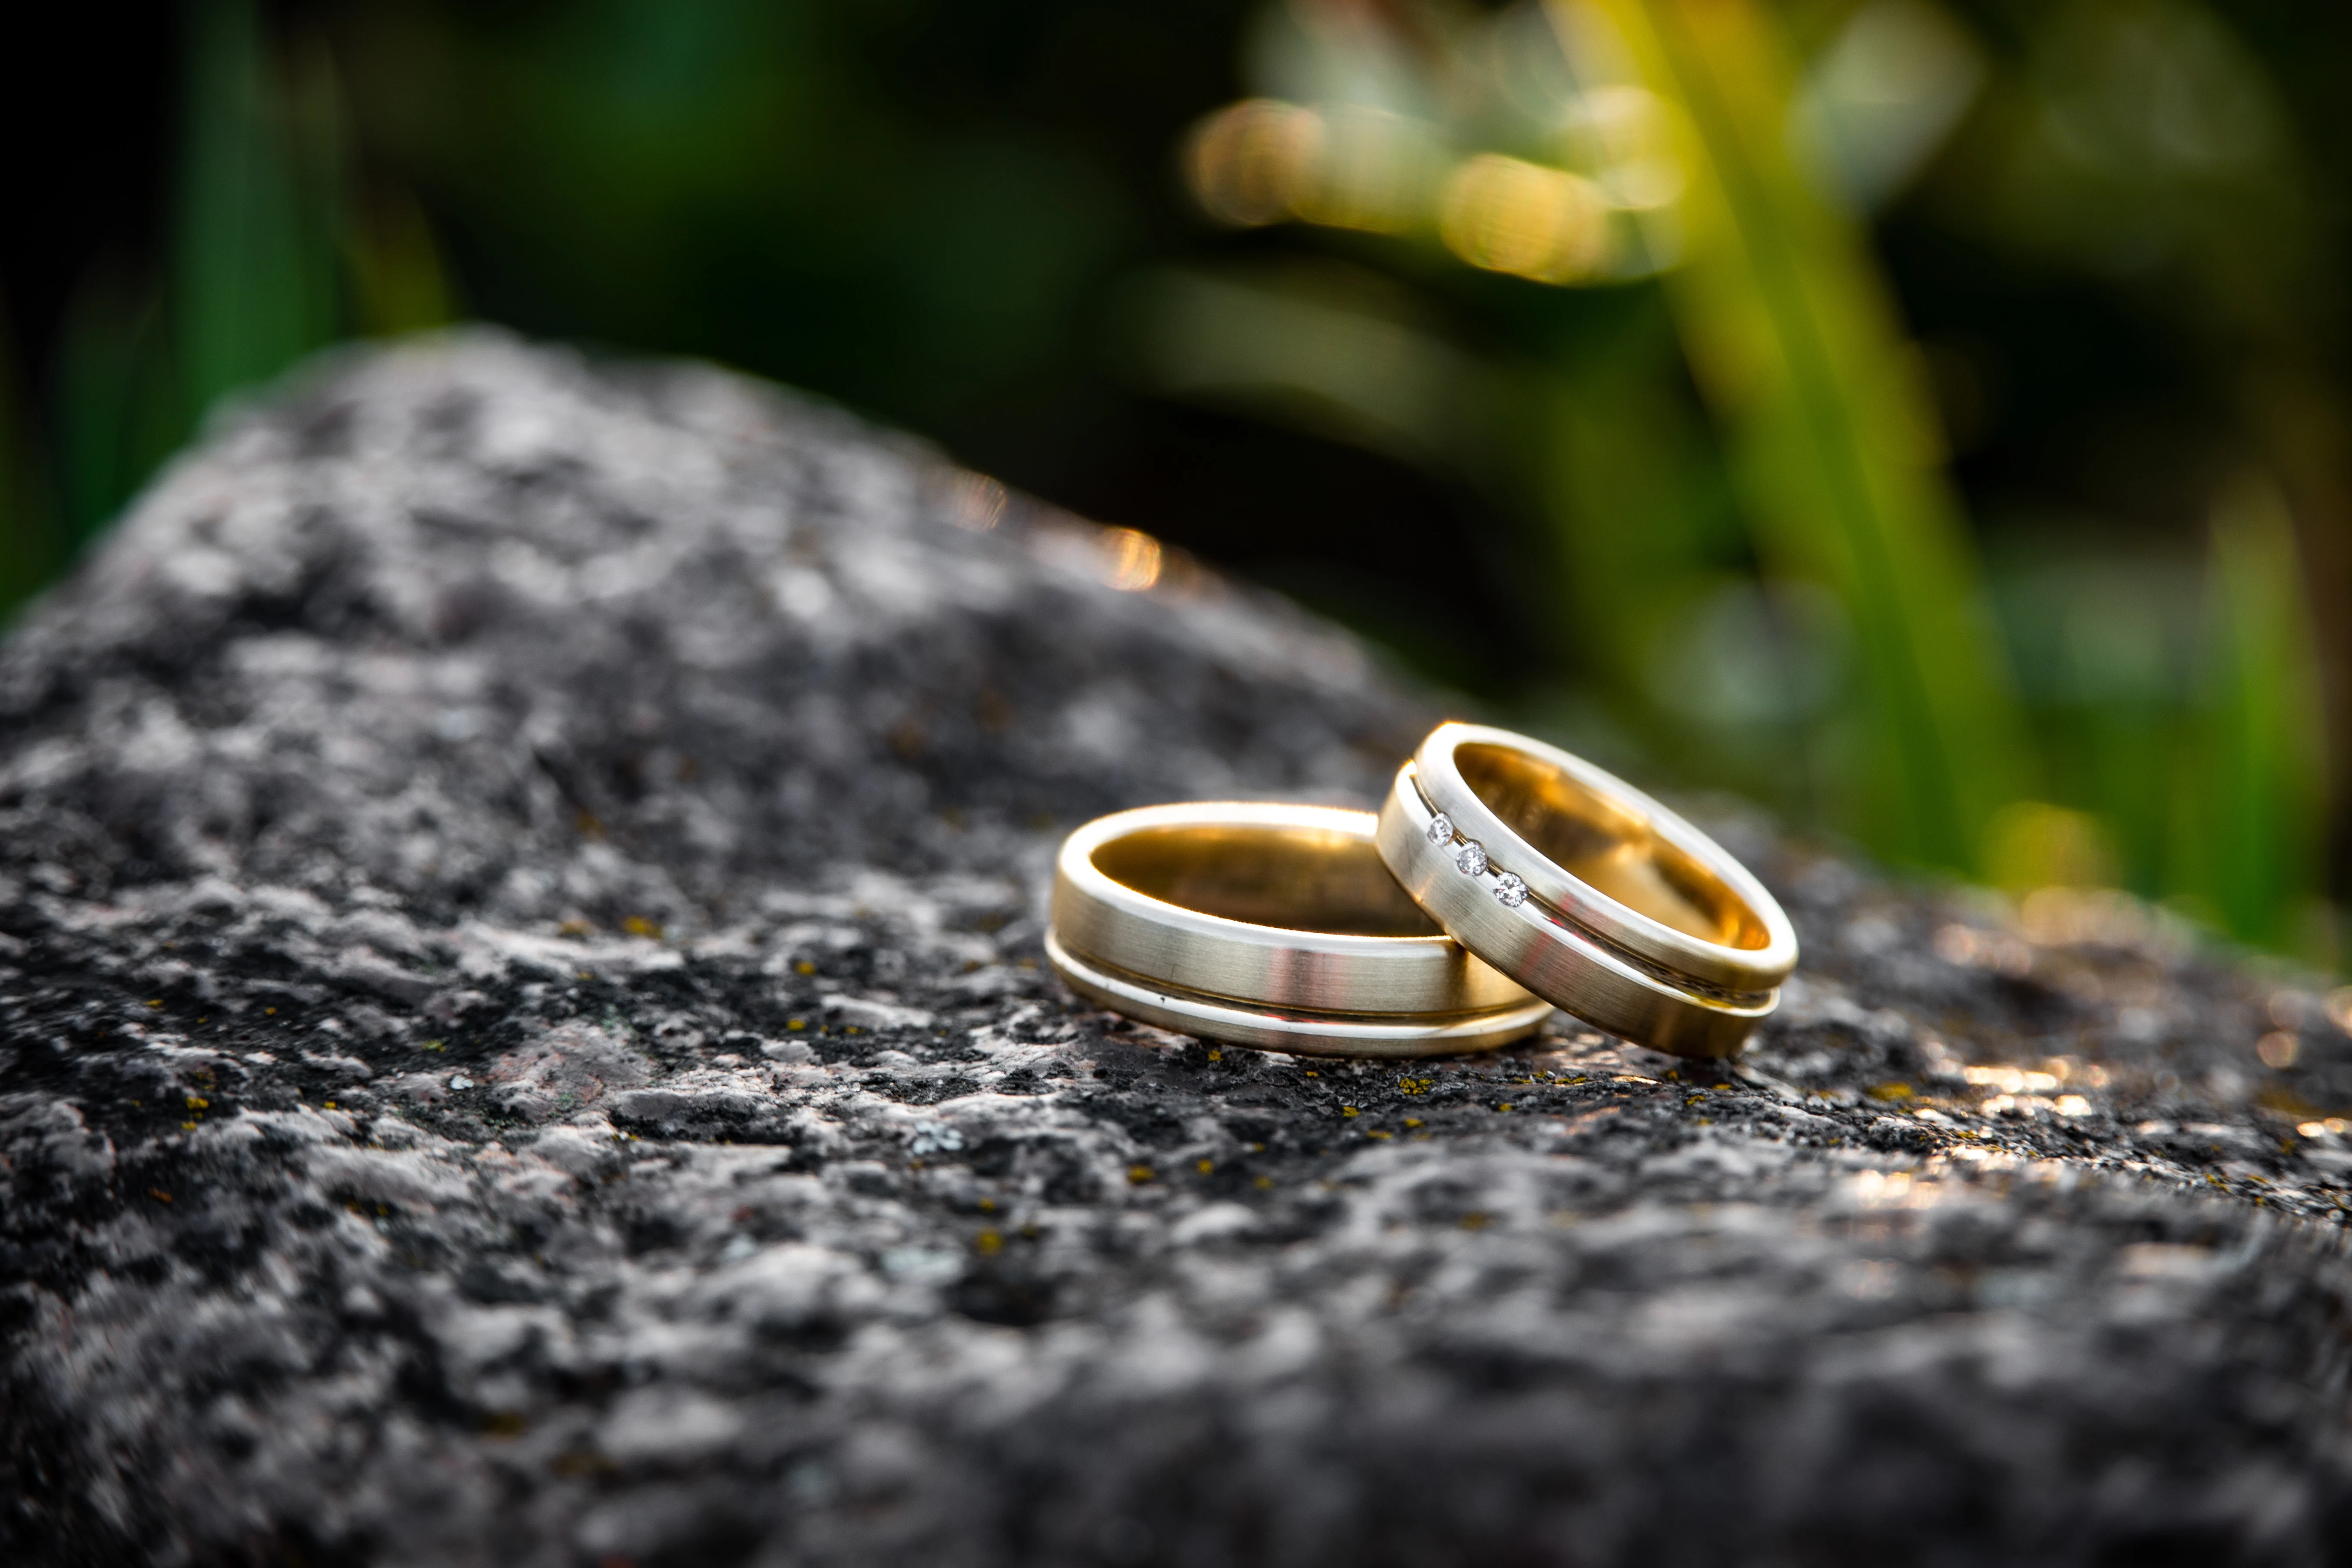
[1454,840,1488,877]
[1493,872,1527,908]
[1425,812,1455,845]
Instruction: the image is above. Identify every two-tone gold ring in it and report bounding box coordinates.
[1045,802,1552,1057]
[1046,724,1796,1059]
[1374,723,1795,1058]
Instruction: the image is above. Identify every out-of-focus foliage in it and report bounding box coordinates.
[1605,0,2029,870]
[1175,0,2030,867]
[32,0,456,554]
[177,0,341,424]
[5,0,2349,964]
[1161,0,2342,962]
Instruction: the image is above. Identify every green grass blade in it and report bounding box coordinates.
[56,265,181,545]
[176,0,341,424]
[1583,0,2031,871]
[2174,478,2330,956]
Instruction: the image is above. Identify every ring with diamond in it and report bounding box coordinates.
[1047,801,1553,1057]
[1373,723,1797,1058]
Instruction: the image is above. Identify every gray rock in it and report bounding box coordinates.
[3,334,2350,1567]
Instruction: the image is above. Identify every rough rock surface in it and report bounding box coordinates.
[5,335,2352,1567]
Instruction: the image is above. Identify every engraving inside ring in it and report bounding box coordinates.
[1092,823,1444,938]
[1453,743,1770,950]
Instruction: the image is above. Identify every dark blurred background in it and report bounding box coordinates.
[8,0,2352,970]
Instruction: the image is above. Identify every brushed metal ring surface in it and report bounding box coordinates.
[1375,725,1796,1058]
[1048,801,1551,1057]
[1406,723,1798,992]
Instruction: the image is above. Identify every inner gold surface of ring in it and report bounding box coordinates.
[1454,743,1770,951]
[1091,823,1443,939]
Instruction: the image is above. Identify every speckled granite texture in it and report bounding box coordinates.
[5,335,2352,1568]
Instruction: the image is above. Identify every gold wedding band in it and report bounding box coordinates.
[1047,801,1551,1057]
[1375,723,1797,1058]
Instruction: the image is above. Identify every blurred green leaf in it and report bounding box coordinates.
[345,187,457,338]
[43,0,358,560]
[176,0,342,423]
[57,265,180,545]
[2174,477,2329,956]
[1985,544,2199,898]
[1115,261,1493,472]
[1531,298,1828,808]
[1592,0,2032,871]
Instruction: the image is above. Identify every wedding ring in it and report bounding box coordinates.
[1048,802,1552,1057]
[1374,723,1797,1058]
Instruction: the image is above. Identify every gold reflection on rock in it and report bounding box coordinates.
[946,473,1008,531]
[1099,528,1164,592]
